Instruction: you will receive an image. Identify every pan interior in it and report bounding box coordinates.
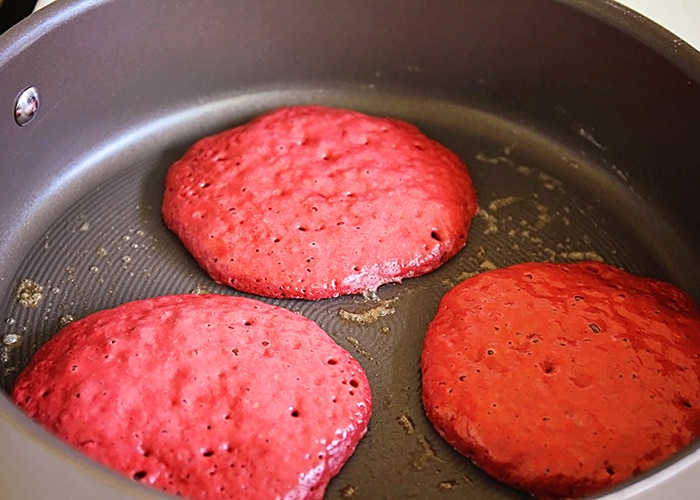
[1,85,698,499]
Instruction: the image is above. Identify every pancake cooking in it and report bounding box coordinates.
[12,294,372,500]
[162,105,478,299]
[421,261,700,498]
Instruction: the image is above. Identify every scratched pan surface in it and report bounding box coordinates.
[0,1,699,499]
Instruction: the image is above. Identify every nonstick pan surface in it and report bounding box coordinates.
[0,1,699,499]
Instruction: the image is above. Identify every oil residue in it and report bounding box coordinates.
[338,300,397,326]
[397,414,415,435]
[0,332,23,364]
[339,485,358,497]
[58,314,75,328]
[16,279,45,308]
[344,336,375,363]
[190,285,213,295]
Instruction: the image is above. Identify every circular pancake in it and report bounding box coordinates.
[420,261,700,498]
[162,105,478,299]
[12,294,372,500]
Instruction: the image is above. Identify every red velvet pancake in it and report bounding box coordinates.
[421,261,700,498]
[162,105,477,299]
[12,294,372,499]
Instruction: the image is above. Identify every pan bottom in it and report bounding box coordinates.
[1,85,697,499]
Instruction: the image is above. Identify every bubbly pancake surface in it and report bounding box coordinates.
[421,261,700,498]
[162,105,478,299]
[12,294,372,500]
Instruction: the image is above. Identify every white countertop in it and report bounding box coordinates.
[616,0,700,50]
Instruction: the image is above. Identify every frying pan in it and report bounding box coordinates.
[0,1,698,498]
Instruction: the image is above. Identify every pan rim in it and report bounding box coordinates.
[1,1,699,499]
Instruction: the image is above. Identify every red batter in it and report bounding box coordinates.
[421,261,700,498]
[162,105,478,299]
[12,294,372,499]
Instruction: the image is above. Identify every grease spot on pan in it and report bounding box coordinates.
[16,279,45,309]
[339,484,358,497]
[338,298,397,326]
[397,413,415,435]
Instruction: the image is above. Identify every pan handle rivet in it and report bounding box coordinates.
[15,86,40,126]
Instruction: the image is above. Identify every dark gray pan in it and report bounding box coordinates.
[0,1,698,498]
